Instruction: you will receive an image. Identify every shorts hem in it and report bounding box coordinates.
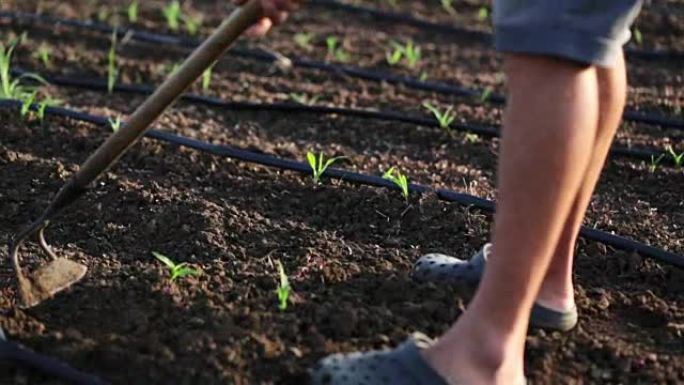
[494,25,625,67]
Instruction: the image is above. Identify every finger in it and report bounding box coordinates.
[271,11,289,25]
[245,17,273,37]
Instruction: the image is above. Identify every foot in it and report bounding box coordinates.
[310,333,451,385]
[311,332,527,385]
[413,244,578,332]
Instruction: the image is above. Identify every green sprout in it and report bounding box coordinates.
[107,30,118,93]
[386,0,398,7]
[152,251,200,282]
[294,32,315,51]
[128,0,139,23]
[383,167,409,201]
[649,154,665,173]
[419,71,428,81]
[403,41,421,68]
[633,28,643,45]
[35,96,61,121]
[423,102,455,131]
[183,14,203,36]
[464,132,480,144]
[165,61,182,77]
[306,151,344,184]
[441,0,455,15]
[479,87,493,103]
[97,6,110,23]
[0,42,46,99]
[202,63,215,91]
[667,146,683,168]
[325,36,350,62]
[20,91,37,120]
[386,43,403,65]
[33,43,51,68]
[477,6,489,21]
[386,40,421,68]
[275,260,291,311]
[289,92,320,105]
[108,116,122,132]
[162,1,182,32]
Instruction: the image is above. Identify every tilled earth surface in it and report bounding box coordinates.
[0,1,683,384]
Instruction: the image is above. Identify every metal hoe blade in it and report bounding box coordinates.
[9,218,88,308]
[8,0,262,308]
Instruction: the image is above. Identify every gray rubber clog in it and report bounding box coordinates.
[413,244,578,332]
[310,333,450,385]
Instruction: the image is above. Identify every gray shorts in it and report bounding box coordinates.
[493,0,643,67]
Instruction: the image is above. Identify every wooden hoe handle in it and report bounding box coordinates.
[46,0,262,217]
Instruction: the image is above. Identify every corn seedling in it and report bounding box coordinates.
[633,28,643,45]
[202,63,215,91]
[419,71,428,81]
[294,32,315,51]
[403,41,421,67]
[97,6,110,23]
[162,1,182,32]
[165,62,182,77]
[33,43,51,68]
[35,97,61,121]
[479,87,493,103]
[152,251,200,282]
[275,260,291,311]
[441,0,455,15]
[325,36,350,62]
[289,92,320,105]
[307,151,344,184]
[383,167,409,201]
[20,91,37,120]
[127,0,139,23]
[107,31,118,94]
[386,43,403,65]
[183,14,203,36]
[0,42,46,100]
[387,0,398,7]
[464,132,480,144]
[649,154,665,173]
[423,102,455,131]
[386,40,421,68]
[667,146,684,168]
[108,116,122,132]
[478,7,489,21]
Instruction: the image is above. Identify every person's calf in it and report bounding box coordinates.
[538,53,628,311]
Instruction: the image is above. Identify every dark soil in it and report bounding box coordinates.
[0,1,683,384]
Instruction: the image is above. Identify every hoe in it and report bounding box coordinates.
[8,0,262,308]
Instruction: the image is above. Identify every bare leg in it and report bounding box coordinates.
[422,54,599,384]
[537,53,628,311]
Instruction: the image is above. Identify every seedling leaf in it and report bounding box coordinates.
[275,260,291,311]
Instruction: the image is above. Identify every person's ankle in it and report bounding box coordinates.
[421,318,526,384]
[536,283,575,312]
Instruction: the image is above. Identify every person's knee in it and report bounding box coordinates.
[596,54,627,135]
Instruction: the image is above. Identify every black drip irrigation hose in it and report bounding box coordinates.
[2,11,684,132]
[1,99,682,269]
[310,0,684,62]
[0,326,108,385]
[19,70,676,165]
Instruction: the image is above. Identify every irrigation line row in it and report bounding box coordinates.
[0,327,107,385]
[311,0,684,62]
[19,70,676,165]
[1,11,684,132]
[1,99,682,269]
